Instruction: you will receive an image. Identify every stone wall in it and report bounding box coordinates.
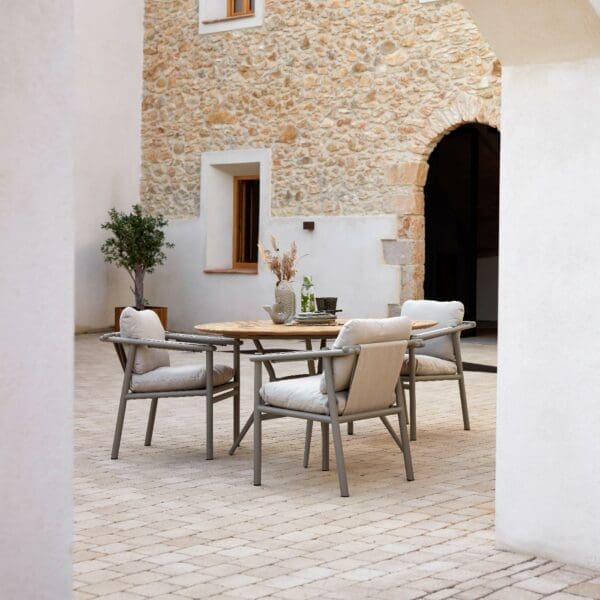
[141,0,501,300]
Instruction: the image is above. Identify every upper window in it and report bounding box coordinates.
[199,0,263,34]
[233,177,260,270]
[228,0,254,17]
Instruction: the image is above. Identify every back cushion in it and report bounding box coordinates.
[320,317,412,393]
[400,300,464,361]
[120,307,170,374]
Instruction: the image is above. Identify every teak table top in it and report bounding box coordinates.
[194,319,437,340]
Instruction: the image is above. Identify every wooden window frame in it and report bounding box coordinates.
[232,176,260,271]
[227,0,254,17]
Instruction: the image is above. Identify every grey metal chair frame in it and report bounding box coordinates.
[402,321,476,441]
[251,345,415,497]
[100,332,241,460]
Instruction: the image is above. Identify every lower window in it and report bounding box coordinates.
[233,176,260,270]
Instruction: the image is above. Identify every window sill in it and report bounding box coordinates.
[204,268,258,275]
[201,13,255,25]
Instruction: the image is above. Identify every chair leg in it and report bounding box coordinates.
[303,420,313,468]
[330,419,349,497]
[253,361,263,486]
[458,375,470,431]
[397,402,415,482]
[347,421,354,435]
[399,384,409,433]
[206,396,214,460]
[233,389,240,442]
[144,398,158,446]
[112,346,135,460]
[409,379,417,441]
[206,351,214,460]
[321,422,329,471]
[111,394,128,460]
[253,408,262,486]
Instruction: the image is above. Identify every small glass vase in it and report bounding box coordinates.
[300,276,316,313]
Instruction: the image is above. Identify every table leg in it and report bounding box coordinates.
[229,412,254,455]
[254,339,277,382]
[317,338,327,374]
[305,338,316,375]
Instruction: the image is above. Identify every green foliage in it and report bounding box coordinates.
[100,204,174,309]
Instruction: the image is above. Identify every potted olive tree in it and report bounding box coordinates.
[101,204,174,330]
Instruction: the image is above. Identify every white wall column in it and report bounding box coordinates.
[74,0,145,332]
[461,0,600,569]
[0,2,75,597]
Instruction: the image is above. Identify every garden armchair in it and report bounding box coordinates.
[400,300,476,440]
[252,317,414,497]
[100,307,240,460]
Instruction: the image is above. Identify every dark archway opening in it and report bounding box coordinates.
[424,123,500,336]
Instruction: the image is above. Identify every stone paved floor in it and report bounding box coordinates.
[74,334,600,599]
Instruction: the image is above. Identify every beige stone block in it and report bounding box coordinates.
[400,264,425,301]
[384,162,429,186]
[278,125,298,143]
[382,240,424,266]
[398,215,425,240]
[384,49,408,66]
[206,110,236,125]
[393,187,424,215]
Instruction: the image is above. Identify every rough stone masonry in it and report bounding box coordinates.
[141,0,501,300]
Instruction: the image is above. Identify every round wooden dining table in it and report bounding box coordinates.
[195,318,436,377]
[195,318,436,340]
[195,318,436,455]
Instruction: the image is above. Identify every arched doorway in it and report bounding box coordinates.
[424,123,500,335]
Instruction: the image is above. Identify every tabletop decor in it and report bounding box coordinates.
[294,311,336,325]
[258,236,298,323]
[300,275,316,313]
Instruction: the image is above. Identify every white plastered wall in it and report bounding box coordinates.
[145,150,400,330]
[461,0,600,569]
[0,1,74,597]
[74,0,145,332]
[496,56,600,569]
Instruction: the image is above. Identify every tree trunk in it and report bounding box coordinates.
[134,269,144,310]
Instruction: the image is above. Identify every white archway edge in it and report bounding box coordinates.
[461,0,600,569]
[460,0,600,65]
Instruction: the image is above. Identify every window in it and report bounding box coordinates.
[201,149,269,274]
[233,177,260,269]
[228,0,254,17]
[199,0,263,34]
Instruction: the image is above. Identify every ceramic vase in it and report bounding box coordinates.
[274,280,296,323]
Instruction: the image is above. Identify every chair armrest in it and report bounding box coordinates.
[165,332,240,347]
[100,333,215,353]
[408,338,425,349]
[250,346,360,364]
[411,321,476,341]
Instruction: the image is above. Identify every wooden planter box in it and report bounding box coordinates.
[114,306,168,331]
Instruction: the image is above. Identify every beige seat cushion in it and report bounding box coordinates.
[261,375,348,416]
[401,354,457,376]
[400,300,464,361]
[320,316,412,393]
[120,307,170,374]
[131,364,234,393]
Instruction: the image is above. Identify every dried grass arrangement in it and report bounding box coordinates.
[258,236,298,282]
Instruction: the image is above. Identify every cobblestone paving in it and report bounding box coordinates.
[74,335,599,599]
